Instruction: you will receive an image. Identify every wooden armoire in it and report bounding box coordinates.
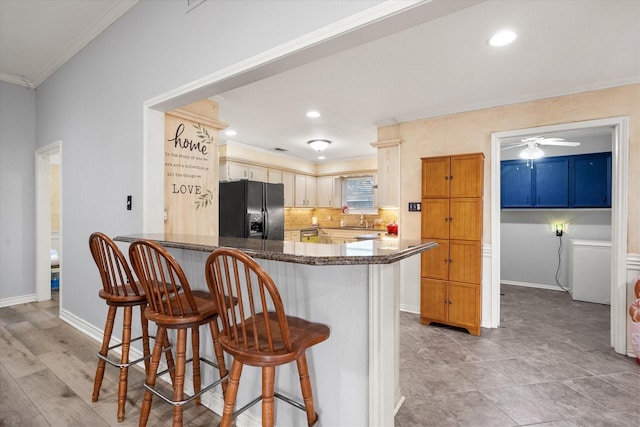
[420,153,484,335]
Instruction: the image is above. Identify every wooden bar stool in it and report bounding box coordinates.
[205,248,330,427]
[89,232,175,422]
[128,239,228,427]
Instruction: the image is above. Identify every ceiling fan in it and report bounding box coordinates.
[502,136,581,159]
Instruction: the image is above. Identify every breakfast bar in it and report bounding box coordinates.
[115,233,436,426]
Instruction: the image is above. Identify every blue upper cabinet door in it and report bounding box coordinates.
[534,157,569,207]
[501,160,533,208]
[571,152,612,207]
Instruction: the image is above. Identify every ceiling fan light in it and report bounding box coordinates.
[519,145,544,159]
[308,139,331,152]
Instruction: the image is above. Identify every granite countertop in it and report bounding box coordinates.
[115,233,436,266]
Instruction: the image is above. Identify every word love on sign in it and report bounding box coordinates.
[171,184,202,194]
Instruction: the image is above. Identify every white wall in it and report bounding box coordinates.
[26,0,383,338]
[501,210,612,289]
[0,81,36,301]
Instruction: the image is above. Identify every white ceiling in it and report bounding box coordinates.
[0,0,137,87]
[2,0,639,162]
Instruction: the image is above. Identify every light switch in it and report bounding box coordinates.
[408,202,421,212]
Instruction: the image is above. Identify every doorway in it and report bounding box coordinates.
[491,117,629,354]
[35,141,62,304]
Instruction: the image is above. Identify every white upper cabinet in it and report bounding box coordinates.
[295,174,316,207]
[221,161,267,181]
[282,171,294,207]
[268,168,283,183]
[372,139,401,207]
[316,176,342,208]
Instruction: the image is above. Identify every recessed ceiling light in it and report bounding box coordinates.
[489,30,516,47]
[317,156,326,160]
[225,129,237,136]
[306,111,321,118]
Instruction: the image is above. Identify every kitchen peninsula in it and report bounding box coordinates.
[115,233,436,426]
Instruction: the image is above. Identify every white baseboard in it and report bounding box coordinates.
[0,293,36,308]
[399,304,419,314]
[501,280,569,292]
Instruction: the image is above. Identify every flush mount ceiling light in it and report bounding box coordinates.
[308,139,331,152]
[489,30,517,47]
[306,110,321,118]
[519,142,545,159]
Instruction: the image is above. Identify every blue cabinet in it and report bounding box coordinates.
[501,152,611,209]
[571,152,612,207]
[501,161,532,207]
[535,157,569,207]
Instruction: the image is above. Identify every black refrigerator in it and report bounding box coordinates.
[219,180,285,240]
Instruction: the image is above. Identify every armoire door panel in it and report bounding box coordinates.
[421,198,449,239]
[449,240,482,284]
[420,278,448,322]
[420,239,449,280]
[447,282,480,330]
[421,157,450,198]
[450,154,484,198]
[449,198,482,240]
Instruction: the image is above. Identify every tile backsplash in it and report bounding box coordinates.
[285,207,398,229]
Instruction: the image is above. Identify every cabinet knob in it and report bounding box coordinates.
[450,175,454,180]
[445,176,449,180]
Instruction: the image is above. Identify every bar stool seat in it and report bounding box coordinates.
[129,239,229,427]
[205,248,330,427]
[89,232,174,422]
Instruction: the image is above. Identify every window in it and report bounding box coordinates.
[343,175,375,212]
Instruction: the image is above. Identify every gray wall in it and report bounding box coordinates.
[0,81,36,300]
[23,0,381,331]
[501,211,612,289]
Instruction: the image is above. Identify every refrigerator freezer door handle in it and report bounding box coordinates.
[263,210,269,239]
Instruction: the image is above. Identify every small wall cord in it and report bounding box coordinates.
[555,235,572,296]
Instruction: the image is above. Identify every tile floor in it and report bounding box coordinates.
[1,285,638,426]
[396,285,640,426]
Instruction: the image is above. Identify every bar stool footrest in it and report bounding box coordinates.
[97,336,155,368]
[231,391,318,425]
[144,357,228,407]
[96,335,165,369]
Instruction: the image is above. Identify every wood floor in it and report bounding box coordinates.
[0,291,220,426]
[1,286,639,426]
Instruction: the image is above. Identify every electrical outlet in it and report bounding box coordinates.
[408,202,421,212]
